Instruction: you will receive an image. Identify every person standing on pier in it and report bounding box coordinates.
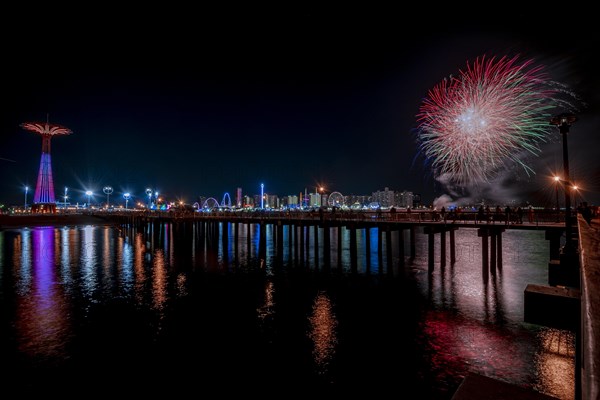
[495,206,502,224]
[516,206,524,224]
[504,205,511,225]
[477,205,485,224]
[527,205,534,223]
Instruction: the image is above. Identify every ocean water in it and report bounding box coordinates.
[0,222,574,398]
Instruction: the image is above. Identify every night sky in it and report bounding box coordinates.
[2,8,599,207]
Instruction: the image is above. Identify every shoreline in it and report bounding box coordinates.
[0,213,114,230]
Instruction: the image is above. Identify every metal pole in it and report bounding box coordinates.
[551,113,576,253]
[561,127,572,248]
[555,182,560,223]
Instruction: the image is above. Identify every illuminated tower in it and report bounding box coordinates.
[21,119,72,213]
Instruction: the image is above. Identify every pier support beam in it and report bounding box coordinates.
[365,227,371,271]
[397,229,405,267]
[350,226,357,272]
[323,225,330,268]
[386,228,393,272]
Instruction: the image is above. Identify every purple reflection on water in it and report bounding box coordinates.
[16,227,70,363]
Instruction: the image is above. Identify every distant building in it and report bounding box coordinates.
[236,187,242,208]
[243,195,254,208]
[309,193,321,207]
[372,187,395,208]
[395,191,414,208]
[287,195,299,208]
[265,194,279,209]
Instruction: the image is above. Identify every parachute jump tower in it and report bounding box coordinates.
[21,118,72,213]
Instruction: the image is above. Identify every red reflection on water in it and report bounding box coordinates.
[15,227,70,363]
[421,310,574,399]
[421,310,531,393]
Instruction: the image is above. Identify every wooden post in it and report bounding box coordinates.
[277,222,284,265]
[314,224,319,268]
[246,222,251,255]
[450,228,456,264]
[440,230,446,268]
[293,224,298,265]
[386,228,393,272]
[365,227,371,271]
[323,224,330,268]
[222,222,229,264]
[490,230,496,276]
[259,222,266,262]
[300,224,305,265]
[410,225,416,259]
[350,227,357,272]
[397,229,405,267]
[496,229,503,269]
[428,231,435,272]
[288,223,292,264]
[234,222,239,262]
[478,228,489,281]
[337,226,343,269]
[305,224,311,265]
[378,227,383,268]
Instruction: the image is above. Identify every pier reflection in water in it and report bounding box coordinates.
[0,223,574,398]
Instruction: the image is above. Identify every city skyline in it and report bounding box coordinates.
[1,9,598,206]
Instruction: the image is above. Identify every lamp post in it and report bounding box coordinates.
[145,188,152,208]
[123,193,131,210]
[550,113,577,252]
[103,186,113,209]
[85,190,93,208]
[553,176,560,223]
[24,185,29,210]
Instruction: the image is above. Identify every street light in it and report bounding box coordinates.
[550,112,577,253]
[64,187,68,212]
[572,184,579,207]
[145,188,152,208]
[123,193,131,210]
[553,176,560,223]
[103,186,113,209]
[24,185,29,210]
[85,190,93,208]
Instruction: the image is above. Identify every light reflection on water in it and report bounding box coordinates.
[308,291,338,375]
[0,223,574,398]
[14,227,71,364]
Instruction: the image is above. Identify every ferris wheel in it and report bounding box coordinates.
[327,191,344,207]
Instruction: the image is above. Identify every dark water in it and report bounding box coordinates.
[0,223,574,397]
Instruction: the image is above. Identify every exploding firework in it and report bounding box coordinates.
[417,55,561,185]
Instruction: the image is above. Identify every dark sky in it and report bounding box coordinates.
[2,8,599,207]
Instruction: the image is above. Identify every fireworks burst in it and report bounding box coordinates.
[417,55,561,185]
